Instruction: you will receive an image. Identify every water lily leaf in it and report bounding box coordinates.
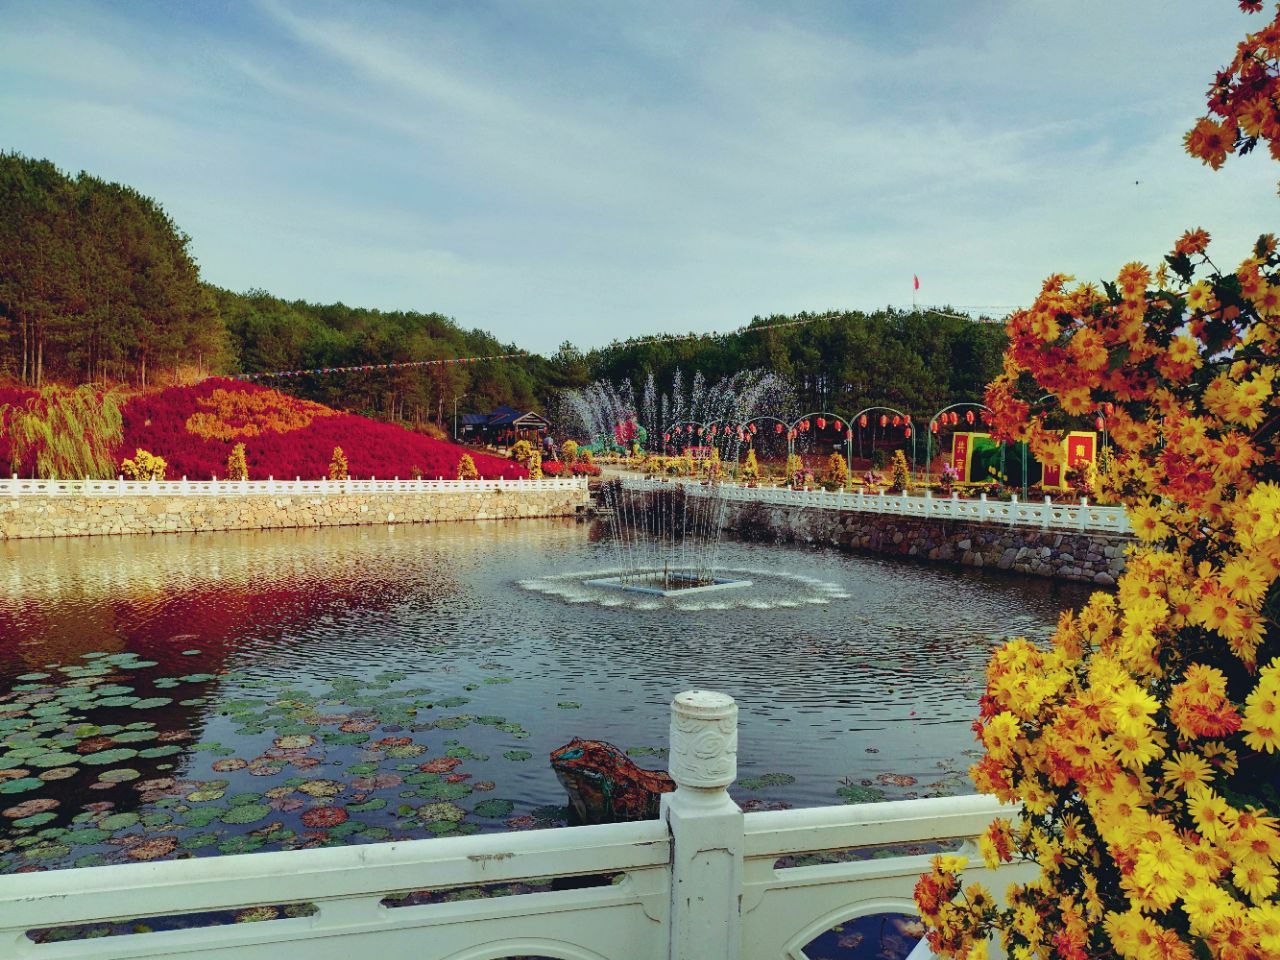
[125,836,178,861]
[227,793,264,807]
[95,697,139,708]
[180,832,220,849]
[132,698,172,710]
[99,812,140,830]
[98,768,140,783]
[186,788,227,803]
[16,673,50,681]
[138,746,182,759]
[66,827,111,845]
[29,751,80,768]
[22,842,70,860]
[503,750,533,762]
[737,773,796,790]
[320,732,369,745]
[180,674,216,683]
[472,799,514,818]
[836,784,887,804]
[347,798,387,813]
[181,649,202,656]
[435,697,469,709]
[416,801,465,823]
[110,731,158,743]
[220,803,270,825]
[483,677,512,685]
[13,812,58,828]
[82,748,138,765]
[218,835,264,854]
[556,702,581,710]
[38,767,77,781]
[0,778,44,794]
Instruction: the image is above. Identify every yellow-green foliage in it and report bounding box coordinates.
[824,452,849,488]
[561,439,579,463]
[740,448,760,482]
[528,450,542,479]
[457,453,479,480]
[120,448,167,481]
[580,448,594,466]
[890,450,911,491]
[510,439,534,464]
[328,446,349,480]
[1,385,123,479]
[784,452,803,485]
[225,443,248,481]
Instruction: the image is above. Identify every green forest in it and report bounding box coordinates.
[0,151,1007,426]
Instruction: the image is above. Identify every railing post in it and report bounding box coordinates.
[1043,495,1052,530]
[663,690,742,960]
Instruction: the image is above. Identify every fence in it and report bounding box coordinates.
[619,476,1131,535]
[0,691,1024,960]
[0,476,587,498]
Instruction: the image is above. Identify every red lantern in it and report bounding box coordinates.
[1095,417,1104,431]
[930,420,939,434]
[833,419,842,431]
[663,433,670,443]
[774,423,783,434]
[859,414,868,428]
[697,427,704,437]
[817,417,826,430]
[1104,402,1114,415]
[879,415,888,428]
[750,423,757,434]
[965,410,975,425]
[892,415,901,427]
[803,419,811,431]
[904,426,912,438]
[710,424,718,436]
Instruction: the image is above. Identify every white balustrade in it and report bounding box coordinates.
[0,476,587,499]
[0,691,1021,960]
[618,476,1130,534]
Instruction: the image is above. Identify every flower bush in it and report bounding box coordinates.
[118,379,524,480]
[917,228,1280,959]
[890,450,911,493]
[225,443,248,481]
[824,451,850,490]
[120,448,167,481]
[328,446,349,481]
[541,460,565,477]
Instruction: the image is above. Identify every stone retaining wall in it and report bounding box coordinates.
[721,499,1132,585]
[0,487,589,540]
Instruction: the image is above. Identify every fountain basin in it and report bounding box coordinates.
[584,572,754,597]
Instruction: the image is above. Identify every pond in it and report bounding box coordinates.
[0,519,1090,874]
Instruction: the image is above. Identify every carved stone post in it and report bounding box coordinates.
[663,689,742,960]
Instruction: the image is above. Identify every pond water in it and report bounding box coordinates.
[0,519,1090,874]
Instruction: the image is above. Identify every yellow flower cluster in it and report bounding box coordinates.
[917,229,1280,960]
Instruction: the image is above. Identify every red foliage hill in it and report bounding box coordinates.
[2,380,526,481]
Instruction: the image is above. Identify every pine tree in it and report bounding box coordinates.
[457,453,479,480]
[824,451,849,489]
[890,450,911,492]
[740,448,760,482]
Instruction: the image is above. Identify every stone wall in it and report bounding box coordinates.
[0,487,589,540]
[720,499,1132,585]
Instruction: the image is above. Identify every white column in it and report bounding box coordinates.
[664,690,742,960]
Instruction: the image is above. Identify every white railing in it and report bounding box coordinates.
[0,475,587,498]
[0,691,1022,960]
[620,476,1132,535]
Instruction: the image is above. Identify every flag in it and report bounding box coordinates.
[913,275,920,291]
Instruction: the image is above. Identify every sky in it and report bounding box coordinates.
[0,1,1275,354]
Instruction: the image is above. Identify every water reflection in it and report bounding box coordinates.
[0,520,1090,872]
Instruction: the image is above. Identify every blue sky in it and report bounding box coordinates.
[0,1,1275,353]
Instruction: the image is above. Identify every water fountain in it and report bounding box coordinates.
[562,371,790,596]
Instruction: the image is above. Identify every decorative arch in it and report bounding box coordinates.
[782,896,922,960]
[439,939,614,960]
[925,401,993,484]
[846,405,917,471]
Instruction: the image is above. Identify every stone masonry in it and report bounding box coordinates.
[0,487,589,540]
[721,499,1132,586]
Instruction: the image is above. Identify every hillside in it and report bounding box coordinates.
[0,380,526,481]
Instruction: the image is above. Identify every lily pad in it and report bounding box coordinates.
[472,799,514,818]
[99,812,140,830]
[131,697,173,710]
[417,802,465,823]
[220,803,270,825]
[98,768,141,783]
[503,750,533,762]
[0,778,43,794]
[82,748,139,765]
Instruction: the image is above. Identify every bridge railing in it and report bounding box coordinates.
[0,691,1021,960]
[619,475,1131,535]
[0,475,587,498]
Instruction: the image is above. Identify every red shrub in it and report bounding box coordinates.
[541,460,565,477]
[117,379,526,481]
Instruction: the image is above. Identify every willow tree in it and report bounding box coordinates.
[0,385,123,478]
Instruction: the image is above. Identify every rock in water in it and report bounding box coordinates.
[550,738,675,824]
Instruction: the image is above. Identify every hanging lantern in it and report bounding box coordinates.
[965,410,975,425]
[749,423,757,434]
[904,426,912,438]
[833,419,843,431]
[663,433,670,443]
[892,415,901,427]
[1095,417,1104,431]
[803,419,811,431]
[859,414,868,428]
[697,427,704,437]
[774,423,783,434]
[817,417,827,430]
[710,424,718,436]
[930,420,939,434]
[1104,402,1115,416]
[879,414,888,428]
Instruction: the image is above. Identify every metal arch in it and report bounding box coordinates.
[845,405,918,472]
[925,401,994,486]
[785,410,854,470]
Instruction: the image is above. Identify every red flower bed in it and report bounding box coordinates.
[118,379,526,481]
[570,462,601,477]
[541,460,565,477]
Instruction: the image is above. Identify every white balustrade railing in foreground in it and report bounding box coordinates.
[620,475,1132,535]
[0,692,1025,960]
[0,475,587,498]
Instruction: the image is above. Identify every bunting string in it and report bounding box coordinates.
[236,351,529,381]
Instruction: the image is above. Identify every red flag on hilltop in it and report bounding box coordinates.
[913,275,920,291]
